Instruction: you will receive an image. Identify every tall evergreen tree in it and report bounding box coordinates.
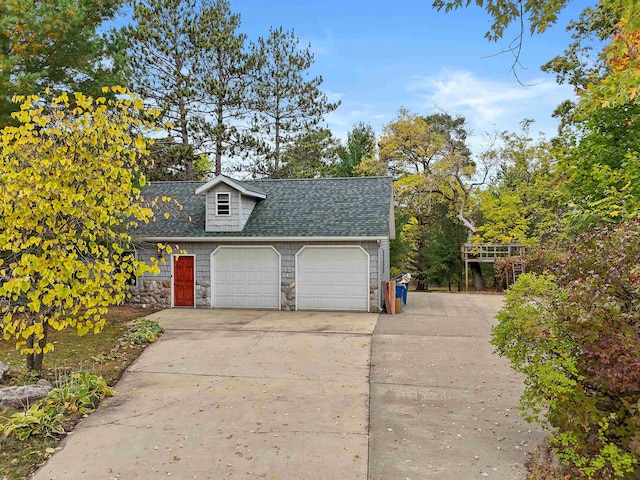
[0,0,124,127]
[277,127,341,179]
[126,0,205,179]
[126,0,251,178]
[249,26,339,176]
[196,0,252,176]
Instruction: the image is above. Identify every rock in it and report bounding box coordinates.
[0,383,53,409]
[0,363,9,380]
[36,378,53,388]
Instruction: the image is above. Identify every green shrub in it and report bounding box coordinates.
[0,372,114,440]
[492,218,640,479]
[522,246,566,275]
[48,372,114,415]
[127,318,164,345]
[0,404,65,440]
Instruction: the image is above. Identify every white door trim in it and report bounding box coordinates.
[170,253,196,309]
[295,245,370,312]
[210,245,282,309]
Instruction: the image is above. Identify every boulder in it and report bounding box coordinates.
[0,383,53,409]
[37,378,53,388]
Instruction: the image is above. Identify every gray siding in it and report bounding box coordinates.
[205,184,241,232]
[131,240,384,311]
[378,238,391,309]
[240,196,258,229]
[380,238,390,281]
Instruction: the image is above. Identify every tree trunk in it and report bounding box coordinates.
[470,262,486,291]
[33,322,48,374]
[27,322,48,375]
[215,100,223,176]
[26,333,35,372]
[178,97,193,180]
[414,278,428,291]
[274,117,280,175]
[273,98,282,176]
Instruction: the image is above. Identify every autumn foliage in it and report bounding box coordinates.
[0,88,162,372]
[492,218,640,478]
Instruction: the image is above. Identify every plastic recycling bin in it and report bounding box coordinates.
[396,284,408,306]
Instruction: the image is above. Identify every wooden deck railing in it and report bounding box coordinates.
[460,243,526,262]
[461,243,526,291]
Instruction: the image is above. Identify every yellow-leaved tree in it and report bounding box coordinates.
[0,87,162,373]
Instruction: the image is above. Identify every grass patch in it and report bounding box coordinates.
[0,434,58,480]
[0,306,160,479]
[0,306,158,387]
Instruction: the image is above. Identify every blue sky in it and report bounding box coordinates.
[230,0,587,153]
[116,1,591,154]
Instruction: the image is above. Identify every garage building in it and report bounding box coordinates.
[129,175,394,312]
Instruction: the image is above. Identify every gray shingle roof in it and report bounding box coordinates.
[133,176,393,238]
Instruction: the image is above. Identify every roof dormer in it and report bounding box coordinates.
[195,176,266,232]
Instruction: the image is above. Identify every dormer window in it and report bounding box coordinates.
[195,176,266,232]
[216,193,230,215]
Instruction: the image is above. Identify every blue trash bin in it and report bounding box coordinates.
[396,284,408,306]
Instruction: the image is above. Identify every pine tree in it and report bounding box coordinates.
[249,27,339,176]
[126,0,251,178]
[0,0,124,127]
[195,0,252,175]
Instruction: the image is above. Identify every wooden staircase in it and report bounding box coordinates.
[512,260,525,284]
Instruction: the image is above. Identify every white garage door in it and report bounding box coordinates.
[297,247,369,311]
[212,247,280,309]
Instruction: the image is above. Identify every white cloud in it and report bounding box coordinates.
[405,69,573,137]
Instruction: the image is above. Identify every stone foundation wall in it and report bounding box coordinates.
[370,283,380,313]
[281,281,295,311]
[195,284,211,307]
[128,280,171,308]
[127,281,211,308]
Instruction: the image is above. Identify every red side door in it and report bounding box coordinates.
[174,256,194,307]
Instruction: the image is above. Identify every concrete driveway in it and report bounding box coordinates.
[33,310,376,480]
[368,292,545,479]
[33,294,544,480]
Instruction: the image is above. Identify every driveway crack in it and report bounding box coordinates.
[251,331,267,348]
[91,378,231,427]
